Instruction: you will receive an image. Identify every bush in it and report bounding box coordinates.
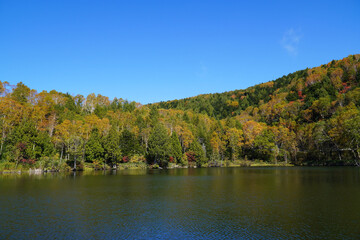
[118,162,148,170]
[92,159,106,170]
[35,155,69,171]
[151,163,160,169]
[180,153,188,166]
[167,162,177,168]
[130,155,146,163]
[0,161,17,171]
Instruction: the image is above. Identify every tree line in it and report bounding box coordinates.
[1,54,360,171]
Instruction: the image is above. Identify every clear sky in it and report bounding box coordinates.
[1,0,359,104]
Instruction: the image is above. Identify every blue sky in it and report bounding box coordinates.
[1,0,359,104]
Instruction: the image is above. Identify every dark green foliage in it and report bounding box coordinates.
[85,129,104,162]
[34,131,55,158]
[147,124,170,167]
[122,100,136,112]
[356,69,360,83]
[119,129,141,158]
[6,121,38,160]
[253,130,276,162]
[65,94,77,112]
[104,127,121,166]
[149,106,159,126]
[155,70,310,119]
[286,91,298,101]
[94,105,107,118]
[11,82,30,104]
[183,112,190,123]
[169,132,182,163]
[196,121,212,159]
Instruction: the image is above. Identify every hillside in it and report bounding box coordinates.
[1,54,360,172]
[155,55,360,120]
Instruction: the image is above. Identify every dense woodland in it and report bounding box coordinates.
[1,54,360,171]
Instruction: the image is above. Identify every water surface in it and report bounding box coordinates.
[1,167,360,239]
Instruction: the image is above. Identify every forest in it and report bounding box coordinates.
[1,54,360,172]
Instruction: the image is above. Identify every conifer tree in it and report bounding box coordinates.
[148,123,170,167]
[169,131,182,163]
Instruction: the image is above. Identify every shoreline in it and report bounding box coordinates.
[0,162,302,175]
[3,161,359,175]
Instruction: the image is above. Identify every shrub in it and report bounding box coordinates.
[0,161,16,171]
[130,155,146,163]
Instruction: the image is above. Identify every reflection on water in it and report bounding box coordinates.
[1,167,360,239]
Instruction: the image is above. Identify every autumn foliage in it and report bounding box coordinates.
[1,54,360,169]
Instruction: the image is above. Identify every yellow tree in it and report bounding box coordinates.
[53,119,71,160]
[97,118,111,137]
[84,93,96,113]
[210,131,225,161]
[36,90,66,137]
[225,127,244,161]
[0,81,4,96]
[330,68,344,91]
[175,125,194,152]
[242,120,265,148]
[328,104,360,162]
[67,120,85,169]
[270,126,297,163]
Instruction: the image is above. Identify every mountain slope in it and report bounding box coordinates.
[154,55,360,121]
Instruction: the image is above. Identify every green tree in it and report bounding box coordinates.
[103,127,121,168]
[147,123,170,167]
[149,106,159,126]
[85,129,105,168]
[169,131,182,163]
[11,82,31,104]
[34,131,55,159]
[253,130,276,162]
[189,140,206,167]
[119,128,140,159]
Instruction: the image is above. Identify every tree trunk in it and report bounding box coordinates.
[351,150,360,167]
[60,145,64,160]
[0,130,5,157]
[82,143,86,161]
[48,113,56,137]
[355,146,360,167]
[0,139,3,157]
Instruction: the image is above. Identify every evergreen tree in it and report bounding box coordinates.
[103,127,121,167]
[147,123,170,167]
[149,106,159,126]
[85,129,104,164]
[169,131,182,163]
[120,128,141,159]
[11,82,30,104]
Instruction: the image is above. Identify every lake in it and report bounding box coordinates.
[1,167,360,239]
